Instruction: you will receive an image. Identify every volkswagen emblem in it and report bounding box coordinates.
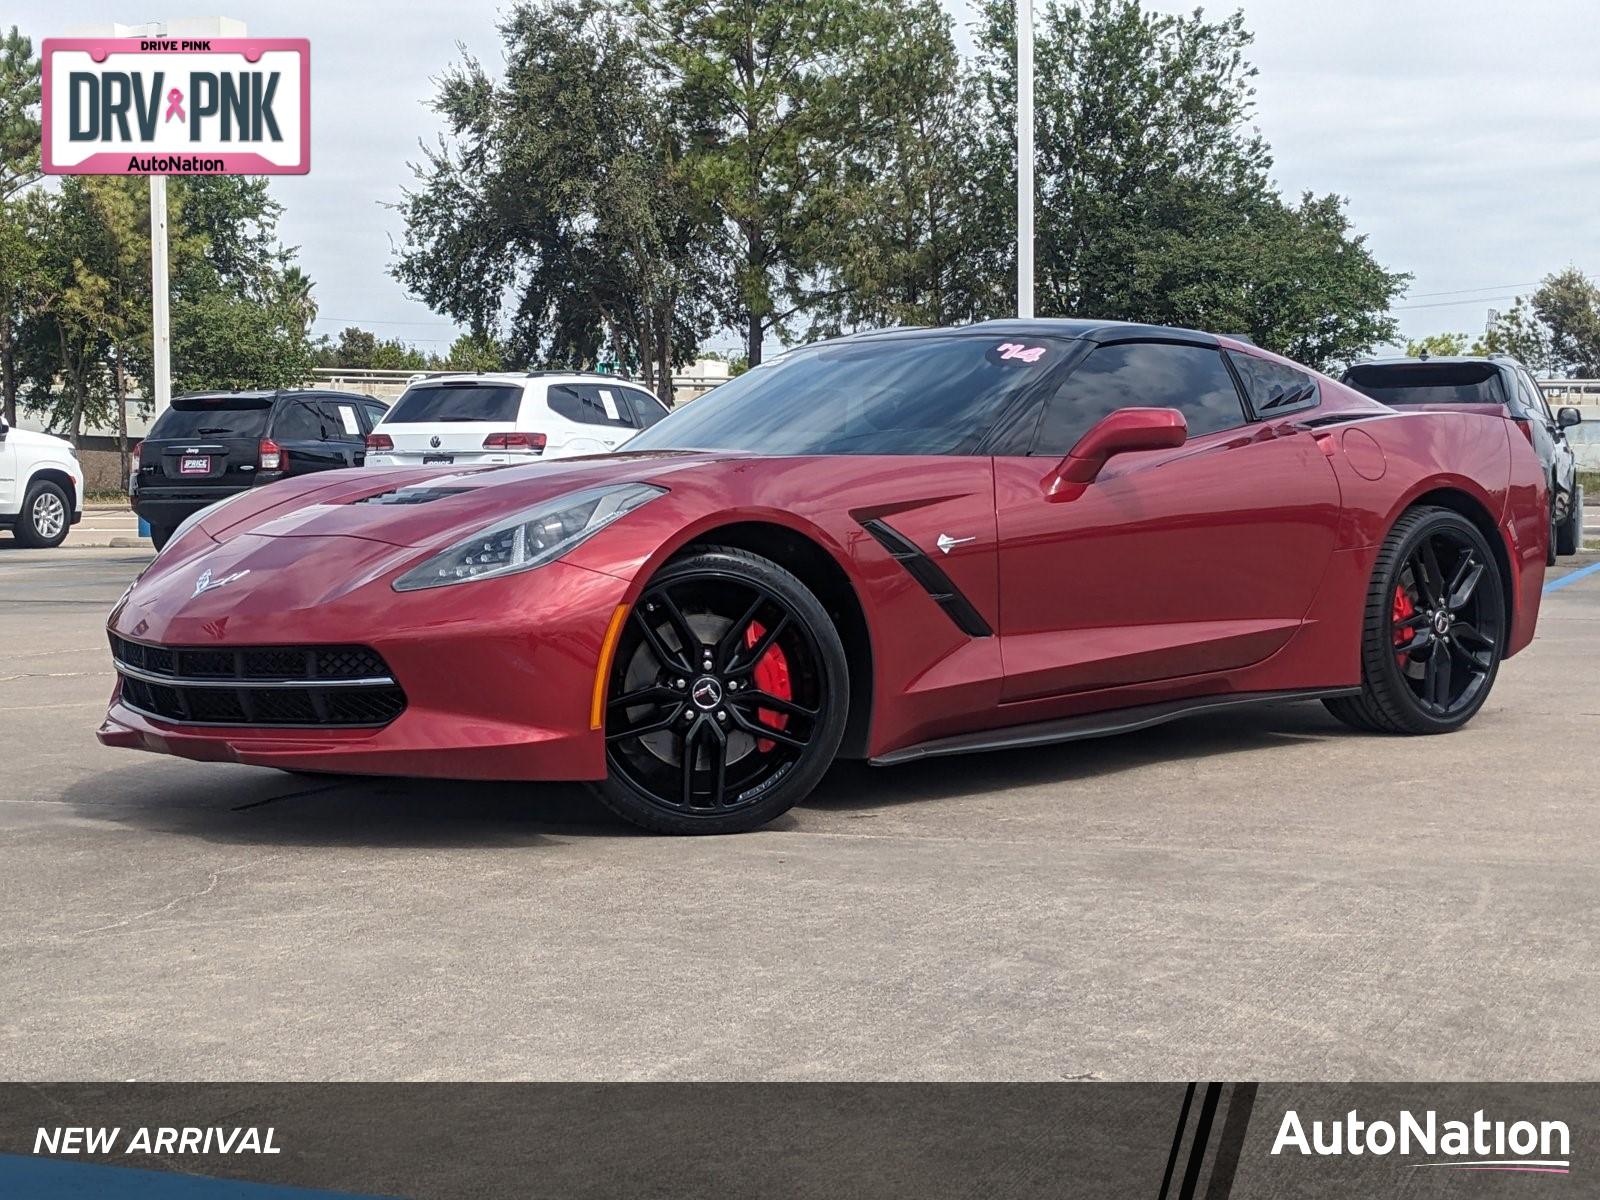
[691,677,724,709]
[430,435,442,448]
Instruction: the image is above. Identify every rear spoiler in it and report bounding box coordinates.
[171,394,275,410]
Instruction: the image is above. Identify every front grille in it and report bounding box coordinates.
[109,635,406,728]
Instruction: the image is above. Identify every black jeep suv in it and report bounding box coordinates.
[132,389,389,550]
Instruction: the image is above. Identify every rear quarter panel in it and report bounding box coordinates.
[1322,405,1545,656]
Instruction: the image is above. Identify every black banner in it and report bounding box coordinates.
[0,1083,1590,1197]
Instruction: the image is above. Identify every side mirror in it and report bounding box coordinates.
[1044,407,1187,499]
[1556,406,1583,430]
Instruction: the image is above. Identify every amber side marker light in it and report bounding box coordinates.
[590,604,630,730]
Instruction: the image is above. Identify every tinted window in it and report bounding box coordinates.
[1034,343,1246,454]
[1341,363,1508,407]
[1228,352,1319,415]
[388,383,523,423]
[626,335,1067,455]
[1516,370,1553,421]
[150,401,269,439]
[361,399,389,429]
[621,388,670,428]
[549,384,633,428]
[271,399,327,441]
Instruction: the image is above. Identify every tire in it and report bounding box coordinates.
[1324,506,1505,736]
[591,546,850,834]
[1556,482,1583,557]
[148,522,175,551]
[14,480,70,548]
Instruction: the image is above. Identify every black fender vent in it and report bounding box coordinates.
[860,519,993,638]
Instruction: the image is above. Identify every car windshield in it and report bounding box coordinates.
[626,335,1070,455]
[150,402,270,439]
[386,383,523,423]
[1342,363,1509,406]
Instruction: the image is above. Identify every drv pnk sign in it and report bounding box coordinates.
[41,37,309,175]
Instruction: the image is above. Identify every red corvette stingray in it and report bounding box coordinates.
[100,321,1549,833]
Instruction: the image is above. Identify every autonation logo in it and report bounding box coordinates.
[1272,1109,1571,1175]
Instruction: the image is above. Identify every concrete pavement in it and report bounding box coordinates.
[1,545,1597,1081]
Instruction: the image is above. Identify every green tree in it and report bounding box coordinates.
[330,326,379,369]
[1532,267,1600,376]
[16,174,314,440]
[0,26,38,202]
[445,332,503,371]
[806,0,997,333]
[172,291,319,391]
[1405,332,1470,357]
[634,0,869,365]
[972,0,1405,369]
[1475,296,1552,371]
[396,0,722,388]
[0,26,42,424]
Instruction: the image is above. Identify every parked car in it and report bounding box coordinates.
[363,372,671,469]
[0,415,84,548]
[132,389,389,550]
[102,320,1550,834]
[1341,354,1584,559]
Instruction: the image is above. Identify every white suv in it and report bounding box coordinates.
[0,416,85,548]
[364,372,672,469]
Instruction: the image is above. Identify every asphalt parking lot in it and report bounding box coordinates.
[2,542,1598,1082]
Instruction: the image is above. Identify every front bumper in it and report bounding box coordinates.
[99,538,630,781]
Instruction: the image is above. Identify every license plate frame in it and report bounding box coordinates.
[179,456,212,475]
[421,454,455,465]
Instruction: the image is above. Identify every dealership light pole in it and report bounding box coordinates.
[1017,0,1034,319]
[65,17,247,416]
[149,176,170,410]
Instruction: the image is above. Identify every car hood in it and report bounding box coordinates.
[197,449,745,550]
[4,427,76,456]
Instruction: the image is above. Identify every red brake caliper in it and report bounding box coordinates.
[743,621,791,753]
[1392,584,1415,664]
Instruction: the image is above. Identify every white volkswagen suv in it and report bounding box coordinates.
[0,416,84,548]
[363,372,671,469]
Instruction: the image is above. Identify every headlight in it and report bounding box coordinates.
[392,483,666,592]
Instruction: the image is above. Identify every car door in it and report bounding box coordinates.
[320,398,369,467]
[993,339,1341,702]
[1512,366,1573,494]
[0,420,17,513]
[545,383,635,456]
[269,397,346,475]
[619,387,671,431]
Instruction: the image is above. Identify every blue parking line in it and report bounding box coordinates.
[1545,559,1600,593]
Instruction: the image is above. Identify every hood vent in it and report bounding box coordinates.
[352,486,475,506]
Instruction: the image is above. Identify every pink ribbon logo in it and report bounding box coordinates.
[164,88,185,123]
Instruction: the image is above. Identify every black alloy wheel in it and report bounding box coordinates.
[1325,506,1506,735]
[593,546,849,834]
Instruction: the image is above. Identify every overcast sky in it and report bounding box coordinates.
[20,0,1600,356]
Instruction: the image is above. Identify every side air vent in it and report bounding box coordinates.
[860,519,993,638]
[1297,413,1373,430]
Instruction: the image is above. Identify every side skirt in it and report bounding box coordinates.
[868,687,1362,766]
